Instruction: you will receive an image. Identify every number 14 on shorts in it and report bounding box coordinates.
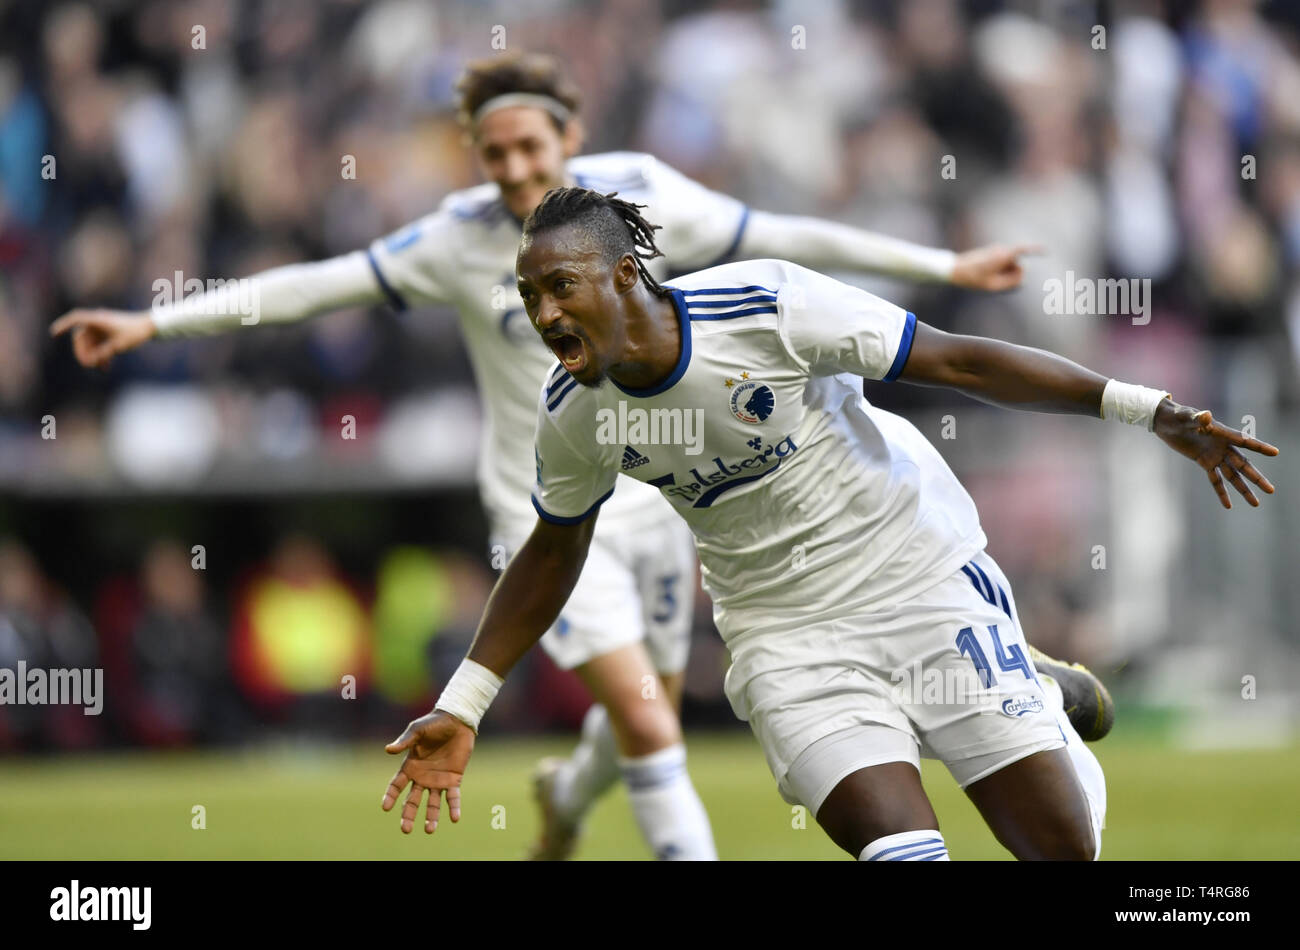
[955,624,1034,689]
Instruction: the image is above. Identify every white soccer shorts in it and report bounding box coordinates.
[493,514,697,674]
[726,548,1069,814]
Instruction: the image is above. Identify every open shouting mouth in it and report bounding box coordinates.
[545,331,588,374]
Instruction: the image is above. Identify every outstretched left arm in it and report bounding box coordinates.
[896,321,1280,508]
[739,210,1038,291]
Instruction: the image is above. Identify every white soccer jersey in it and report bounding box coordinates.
[532,259,989,687]
[366,152,749,532]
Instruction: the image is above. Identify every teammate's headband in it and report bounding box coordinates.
[472,92,573,128]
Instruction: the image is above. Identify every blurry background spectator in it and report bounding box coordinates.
[0,537,102,749]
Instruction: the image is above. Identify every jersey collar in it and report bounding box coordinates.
[610,288,692,398]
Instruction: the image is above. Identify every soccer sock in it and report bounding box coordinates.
[551,704,620,824]
[1040,675,1108,860]
[859,829,950,861]
[619,743,718,860]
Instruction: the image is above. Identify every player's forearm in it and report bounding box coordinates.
[463,519,594,679]
[913,334,1110,416]
[149,251,383,338]
[740,210,956,283]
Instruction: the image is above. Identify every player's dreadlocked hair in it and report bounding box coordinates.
[455,53,582,132]
[522,187,670,297]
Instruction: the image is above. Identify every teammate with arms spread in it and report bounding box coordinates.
[54,54,1085,860]
[381,189,1277,860]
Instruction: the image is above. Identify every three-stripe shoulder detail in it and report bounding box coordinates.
[681,285,779,322]
[545,363,580,412]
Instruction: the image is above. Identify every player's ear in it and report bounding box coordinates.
[613,253,639,293]
[561,117,585,157]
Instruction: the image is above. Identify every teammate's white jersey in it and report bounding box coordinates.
[367,152,748,531]
[532,259,988,688]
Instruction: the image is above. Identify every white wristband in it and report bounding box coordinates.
[433,659,504,734]
[1100,380,1172,431]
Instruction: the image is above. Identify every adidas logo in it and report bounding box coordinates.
[621,446,650,470]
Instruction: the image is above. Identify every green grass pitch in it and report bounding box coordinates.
[2,726,1296,860]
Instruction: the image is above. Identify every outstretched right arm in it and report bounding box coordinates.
[49,251,386,368]
[50,209,459,367]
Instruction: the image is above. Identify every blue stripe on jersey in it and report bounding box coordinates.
[882,310,917,382]
[366,249,408,311]
[962,560,1016,622]
[686,293,777,306]
[960,563,995,603]
[681,284,776,297]
[547,376,580,411]
[610,289,693,398]
[688,305,778,322]
[705,205,751,269]
[531,487,615,526]
[546,366,572,397]
[681,284,778,322]
[693,456,784,508]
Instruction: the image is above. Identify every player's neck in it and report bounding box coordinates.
[608,289,681,392]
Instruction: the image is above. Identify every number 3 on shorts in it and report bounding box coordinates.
[650,574,680,624]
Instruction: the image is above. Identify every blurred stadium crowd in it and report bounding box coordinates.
[1,0,1297,750]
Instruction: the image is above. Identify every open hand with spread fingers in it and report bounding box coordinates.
[1153,400,1279,509]
[381,711,476,835]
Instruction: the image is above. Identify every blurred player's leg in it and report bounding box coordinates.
[607,525,710,859]
[540,669,685,840]
[576,642,715,860]
[532,644,714,860]
[660,670,686,710]
[530,519,709,859]
[539,704,618,831]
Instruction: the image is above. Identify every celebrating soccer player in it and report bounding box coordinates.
[55,53,1089,861]
[380,188,1277,860]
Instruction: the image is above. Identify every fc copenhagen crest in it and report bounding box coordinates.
[729,379,775,424]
